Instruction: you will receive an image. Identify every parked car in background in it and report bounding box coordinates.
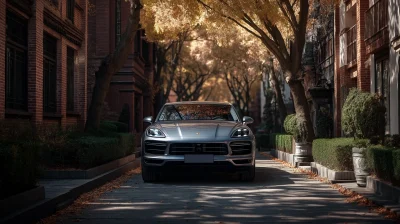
[141,101,256,182]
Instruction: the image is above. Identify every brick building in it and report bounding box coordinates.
[88,0,156,136]
[0,0,88,128]
[334,0,400,135]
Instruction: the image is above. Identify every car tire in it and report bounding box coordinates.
[240,165,255,182]
[142,163,159,183]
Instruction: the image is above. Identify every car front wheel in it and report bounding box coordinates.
[141,163,160,183]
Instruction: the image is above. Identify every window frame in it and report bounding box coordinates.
[67,0,75,23]
[115,0,121,46]
[5,10,28,111]
[43,33,58,113]
[67,47,75,112]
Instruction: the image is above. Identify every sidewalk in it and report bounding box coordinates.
[0,159,141,224]
[264,150,400,218]
[338,182,400,215]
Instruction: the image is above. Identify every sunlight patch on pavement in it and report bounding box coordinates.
[95,205,153,211]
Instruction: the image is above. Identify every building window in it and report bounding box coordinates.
[67,47,75,112]
[67,0,75,23]
[142,40,149,63]
[5,10,28,111]
[134,31,141,55]
[375,57,390,134]
[115,0,121,46]
[43,33,57,113]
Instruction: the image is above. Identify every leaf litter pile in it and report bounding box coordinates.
[37,167,141,224]
[260,152,400,221]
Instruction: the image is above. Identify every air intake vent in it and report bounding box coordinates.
[144,141,167,155]
[230,141,252,155]
[169,143,228,155]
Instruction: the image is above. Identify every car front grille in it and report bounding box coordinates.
[169,143,228,155]
[230,141,252,155]
[144,141,167,155]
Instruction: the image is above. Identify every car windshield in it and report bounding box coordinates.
[157,104,239,121]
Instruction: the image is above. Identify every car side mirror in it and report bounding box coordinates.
[143,116,153,124]
[243,116,254,124]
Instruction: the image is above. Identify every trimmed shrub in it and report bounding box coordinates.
[0,120,35,144]
[312,138,356,171]
[342,88,386,139]
[99,121,118,133]
[255,134,270,149]
[0,142,40,199]
[365,146,396,184]
[118,133,136,156]
[392,150,400,185]
[74,136,120,169]
[271,134,293,154]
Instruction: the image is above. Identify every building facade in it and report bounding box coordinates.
[88,0,156,137]
[333,0,400,135]
[0,0,88,128]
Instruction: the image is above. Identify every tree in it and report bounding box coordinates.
[194,0,315,142]
[85,0,142,131]
[210,38,262,116]
[153,31,189,111]
[264,57,288,127]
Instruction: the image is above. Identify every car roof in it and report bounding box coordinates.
[164,101,233,106]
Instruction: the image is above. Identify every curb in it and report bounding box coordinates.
[0,159,141,224]
[41,154,136,179]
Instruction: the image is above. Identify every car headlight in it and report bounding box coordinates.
[231,128,250,137]
[146,128,166,138]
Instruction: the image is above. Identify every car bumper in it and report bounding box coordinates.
[143,154,255,167]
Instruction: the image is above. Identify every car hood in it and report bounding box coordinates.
[153,121,242,139]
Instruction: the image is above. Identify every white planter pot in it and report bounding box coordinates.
[294,142,312,163]
[352,147,369,187]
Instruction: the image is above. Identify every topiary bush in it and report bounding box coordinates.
[284,114,297,135]
[313,138,357,171]
[342,88,386,140]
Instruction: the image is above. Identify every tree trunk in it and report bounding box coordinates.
[85,0,142,131]
[288,79,315,143]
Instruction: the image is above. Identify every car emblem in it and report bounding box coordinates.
[196,132,199,135]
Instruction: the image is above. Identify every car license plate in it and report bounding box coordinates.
[184,154,214,163]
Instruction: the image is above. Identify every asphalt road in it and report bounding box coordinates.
[59,153,395,224]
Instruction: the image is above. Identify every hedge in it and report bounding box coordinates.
[312,138,356,171]
[40,130,136,169]
[270,133,293,154]
[255,134,270,149]
[0,142,40,200]
[365,146,400,186]
[101,120,129,133]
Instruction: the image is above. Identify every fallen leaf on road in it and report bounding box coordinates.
[259,153,400,222]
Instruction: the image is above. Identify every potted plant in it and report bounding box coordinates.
[284,114,313,164]
[341,88,386,187]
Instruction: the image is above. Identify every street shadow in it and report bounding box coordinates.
[58,155,394,224]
